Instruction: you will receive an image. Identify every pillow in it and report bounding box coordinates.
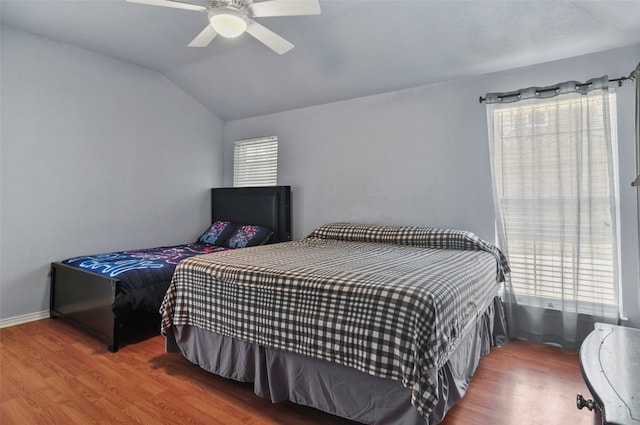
[198,221,236,245]
[225,224,273,248]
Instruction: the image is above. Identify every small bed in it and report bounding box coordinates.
[50,186,291,352]
[161,222,509,425]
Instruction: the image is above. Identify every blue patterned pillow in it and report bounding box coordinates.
[225,224,273,248]
[198,221,235,245]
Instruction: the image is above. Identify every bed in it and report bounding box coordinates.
[161,222,510,425]
[50,186,291,352]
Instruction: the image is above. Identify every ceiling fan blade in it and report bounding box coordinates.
[249,0,320,17]
[125,0,206,12]
[245,21,294,54]
[188,25,218,47]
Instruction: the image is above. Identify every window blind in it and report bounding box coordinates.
[490,91,620,315]
[233,136,278,187]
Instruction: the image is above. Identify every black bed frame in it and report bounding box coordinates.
[50,186,291,352]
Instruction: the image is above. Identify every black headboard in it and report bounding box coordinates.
[211,186,292,243]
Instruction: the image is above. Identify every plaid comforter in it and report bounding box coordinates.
[161,223,509,417]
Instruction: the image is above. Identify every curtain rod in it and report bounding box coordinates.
[478,75,633,104]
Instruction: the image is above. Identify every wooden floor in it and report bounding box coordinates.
[1,319,596,425]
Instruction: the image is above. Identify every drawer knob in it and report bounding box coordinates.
[576,393,596,411]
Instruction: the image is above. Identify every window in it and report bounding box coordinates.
[488,90,620,317]
[233,136,278,187]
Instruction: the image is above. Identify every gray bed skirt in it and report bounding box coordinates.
[165,296,507,425]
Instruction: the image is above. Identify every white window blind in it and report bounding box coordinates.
[489,91,620,316]
[233,136,278,187]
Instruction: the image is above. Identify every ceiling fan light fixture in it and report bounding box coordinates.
[208,7,248,38]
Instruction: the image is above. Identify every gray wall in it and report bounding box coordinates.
[0,27,224,320]
[222,45,640,326]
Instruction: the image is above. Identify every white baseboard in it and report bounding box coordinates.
[0,310,49,329]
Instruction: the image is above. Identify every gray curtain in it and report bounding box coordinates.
[631,63,640,315]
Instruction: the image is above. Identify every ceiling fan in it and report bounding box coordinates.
[126,0,321,54]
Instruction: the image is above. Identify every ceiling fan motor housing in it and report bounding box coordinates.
[208,0,253,14]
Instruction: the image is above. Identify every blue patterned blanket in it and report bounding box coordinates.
[63,243,230,317]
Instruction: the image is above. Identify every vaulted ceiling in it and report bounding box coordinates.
[2,0,639,121]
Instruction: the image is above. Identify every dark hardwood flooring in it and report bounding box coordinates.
[0,318,595,424]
